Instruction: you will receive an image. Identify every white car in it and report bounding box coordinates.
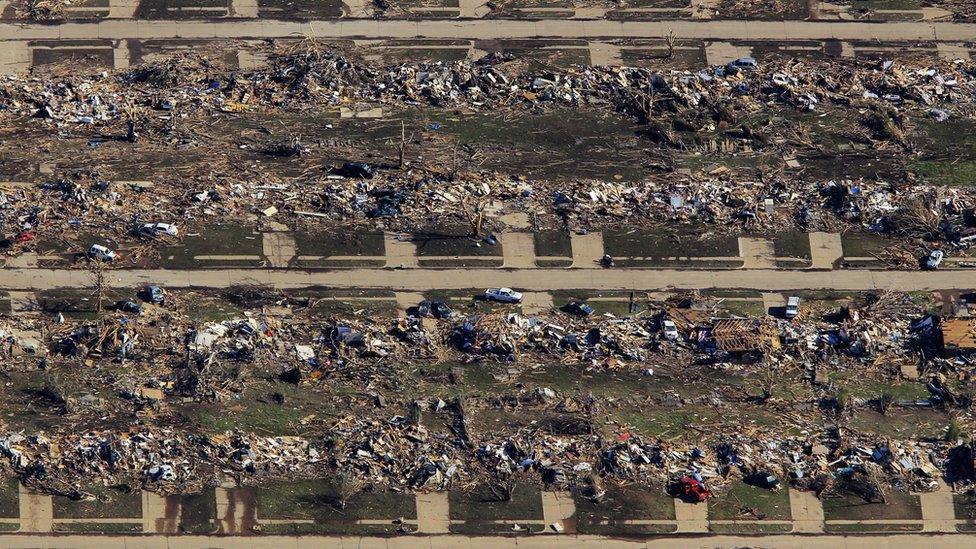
[88,244,117,261]
[662,320,679,340]
[484,288,523,303]
[926,250,944,270]
[730,57,758,70]
[785,296,800,319]
[140,222,179,238]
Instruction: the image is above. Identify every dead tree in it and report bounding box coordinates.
[398,120,406,169]
[325,471,362,510]
[484,469,524,503]
[89,261,105,314]
[754,370,776,404]
[581,473,606,503]
[876,391,895,415]
[452,397,471,448]
[460,195,488,239]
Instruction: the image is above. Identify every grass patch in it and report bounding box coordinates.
[305,297,398,317]
[537,259,573,267]
[449,485,543,522]
[418,258,504,268]
[263,522,411,534]
[615,407,724,439]
[256,0,343,18]
[574,483,674,535]
[36,288,132,315]
[0,479,19,518]
[53,485,142,519]
[616,259,744,269]
[191,382,328,435]
[716,299,766,317]
[292,230,384,257]
[826,522,921,532]
[53,522,143,533]
[912,160,976,187]
[295,259,385,268]
[615,406,786,439]
[793,289,858,302]
[185,295,244,322]
[377,48,469,65]
[708,482,791,521]
[704,290,763,298]
[851,0,920,9]
[604,229,739,258]
[773,231,812,259]
[830,373,931,401]
[449,521,545,534]
[709,522,792,533]
[822,489,921,521]
[423,107,646,181]
[414,229,502,257]
[534,231,572,258]
[954,493,976,522]
[173,490,217,534]
[841,232,889,258]
[551,290,650,317]
[257,480,416,527]
[848,408,945,442]
[162,223,262,269]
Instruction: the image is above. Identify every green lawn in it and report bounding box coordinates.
[823,490,921,522]
[53,485,142,519]
[574,483,676,535]
[708,481,791,521]
[912,160,976,187]
[534,231,573,258]
[449,485,543,522]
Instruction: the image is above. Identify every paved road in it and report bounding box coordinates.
[8,266,976,291]
[0,18,972,42]
[0,533,969,548]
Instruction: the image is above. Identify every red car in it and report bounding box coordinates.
[680,475,712,502]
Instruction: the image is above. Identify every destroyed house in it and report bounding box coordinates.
[941,318,976,354]
[703,319,779,361]
[666,306,712,332]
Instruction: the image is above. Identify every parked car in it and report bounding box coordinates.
[729,57,758,70]
[334,162,375,179]
[785,296,801,319]
[926,250,945,269]
[662,319,679,340]
[88,244,117,262]
[139,222,179,238]
[107,300,141,313]
[430,301,453,318]
[564,301,595,316]
[484,288,523,303]
[141,285,165,304]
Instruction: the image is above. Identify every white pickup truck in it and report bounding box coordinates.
[484,288,523,303]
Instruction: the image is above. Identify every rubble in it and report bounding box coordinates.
[0,45,974,507]
[0,286,964,497]
[0,52,972,264]
[0,50,976,266]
